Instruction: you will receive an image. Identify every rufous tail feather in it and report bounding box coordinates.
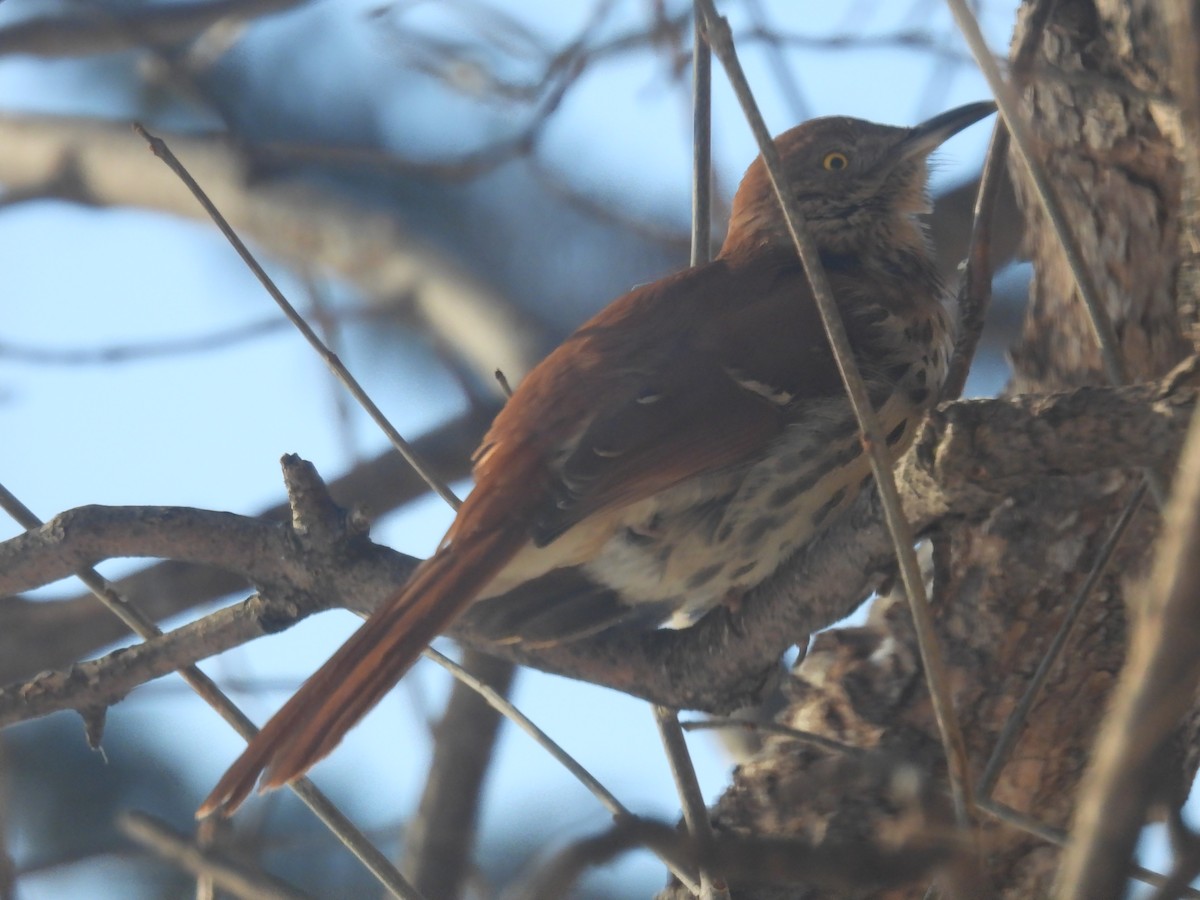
[197,523,525,818]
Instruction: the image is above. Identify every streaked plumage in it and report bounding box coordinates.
[199,101,994,817]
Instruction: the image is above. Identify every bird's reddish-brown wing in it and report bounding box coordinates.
[470,251,845,547]
[199,250,850,817]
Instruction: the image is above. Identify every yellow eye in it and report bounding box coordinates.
[822,151,849,171]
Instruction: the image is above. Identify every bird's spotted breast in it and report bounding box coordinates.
[581,295,950,628]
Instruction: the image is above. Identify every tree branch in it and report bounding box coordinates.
[1,376,1195,727]
[0,406,493,685]
[0,0,306,59]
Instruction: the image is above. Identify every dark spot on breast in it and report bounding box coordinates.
[728,561,759,580]
[717,522,735,543]
[768,471,822,509]
[832,442,864,469]
[886,420,908,447]
[685,495,733,540]
[774,443,862,497]
[686,563,725,590]
[906,319,933,344]
[811,486,848,528]
[742,515,780,548]
[909,386,929,405]
[914,368,927,386]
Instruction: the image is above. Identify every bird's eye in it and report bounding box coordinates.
[822,151,849,171]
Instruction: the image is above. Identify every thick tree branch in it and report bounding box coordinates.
[0,406,493,685]
[1,377,1195,727]
[0,0,306,59]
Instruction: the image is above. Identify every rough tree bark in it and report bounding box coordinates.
[662,1,1198,897]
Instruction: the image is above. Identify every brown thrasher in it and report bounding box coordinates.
[199,101,995,817]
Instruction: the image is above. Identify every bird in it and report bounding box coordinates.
[198,100,996,818]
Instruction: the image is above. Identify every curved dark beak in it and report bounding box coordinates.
[900,101,997,159]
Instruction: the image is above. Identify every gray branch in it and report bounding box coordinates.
[0,374,1194,727]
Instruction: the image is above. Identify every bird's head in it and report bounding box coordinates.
[721,101,996,260]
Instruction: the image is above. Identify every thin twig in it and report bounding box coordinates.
[691,4,712,267]
[0,481,424,900]
[0,743,14,900]
[976,798,1199,898]
[422,648,701,893]
[494,368,514,398]
[696,0,974,829]
[403,649,515,899]
[1057,369,1200,897]
[942,0,1167,509]
[120,810,310,900]
[641,18,728,898]
[654,706,728,900]
[941,0,1054,401]
[131,122,462,512]
[942,0,1123,386]
[977,480,1147,799]
[742,0,810,121]
[194,813,216,900]
[940,122,1007,401]
[0,307,388,366]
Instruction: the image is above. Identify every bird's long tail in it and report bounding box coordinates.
[197,522,525,818]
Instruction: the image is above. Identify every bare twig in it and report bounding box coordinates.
[1056,388,1200,897]
[654,706,727,899]
[0,479,423,900]
[0,0,304,58]
[943,0,1124,387]
[516,815,966,899]
[0,308,379,366]
[943,0,1167,512]
[940,122,1007,401]
[119,810,310,900]
[975,798,1200,898]
[402,649,515,899]
[422,649,700,893]
[1149,804,1200,900]
[133,123,462,512]
[647,22,728,891]
[691,4,712,267]
[977,480,1147,799]
[696,0,973,829]
[0,743,13,900]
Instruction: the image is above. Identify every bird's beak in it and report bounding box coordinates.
[900,101,997,159]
